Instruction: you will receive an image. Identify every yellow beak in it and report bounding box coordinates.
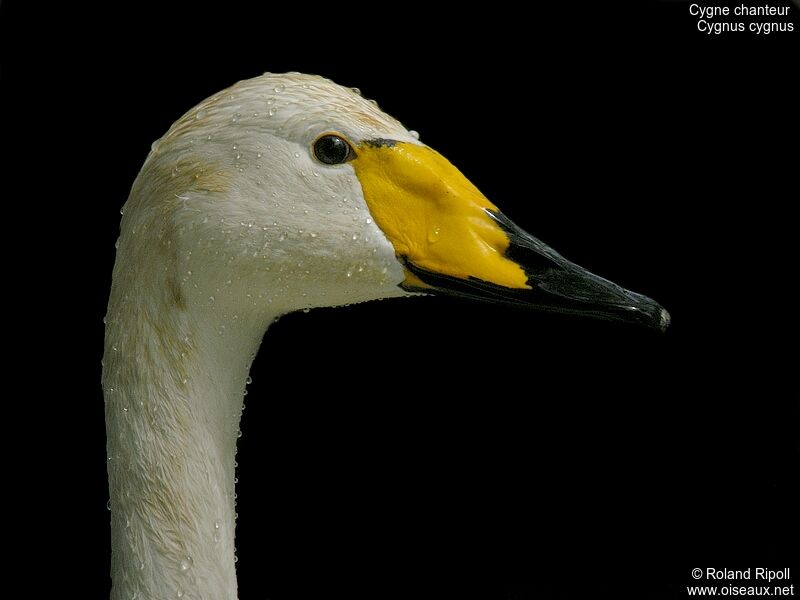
[353,140,669,331]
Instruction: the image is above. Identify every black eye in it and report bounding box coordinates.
[313,134,354,165]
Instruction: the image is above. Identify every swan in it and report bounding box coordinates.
[103,72,668,599]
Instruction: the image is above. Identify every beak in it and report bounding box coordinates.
[353,140,669,332]
[404,210,670,332]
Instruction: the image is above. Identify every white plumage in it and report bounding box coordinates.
[104,71,666,599]
[104,73,418,599]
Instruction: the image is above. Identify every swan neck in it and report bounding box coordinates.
[103,275,271,599]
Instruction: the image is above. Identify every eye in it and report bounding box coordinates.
[313,134,355,165]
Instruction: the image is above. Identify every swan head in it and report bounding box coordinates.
[121,72,668,331]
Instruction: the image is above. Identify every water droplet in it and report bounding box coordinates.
[409,130,420,140]
[232,144,238,150]
[180,556,193,572]
[177,590,184,599]
[114,238,120,249]
[303,308,311,313]
[352,233,359,241]
[208,296,215,304]
[195,109,206,119]
[111,345,118,352]
[366,217,373,224]
[268,107,276,116]
[106,499,112,510]
[150,140,159,152]
[256,152,262,158]
[351,87,361,96]
[120,207,125,215]
[122,407,128,413]
[274,84,285,93]
[294,152,300,158]
[246,376,253,384]
[428,225,441,243]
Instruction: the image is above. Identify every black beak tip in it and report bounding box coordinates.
[657,306,671,333]
[635,302,671,333]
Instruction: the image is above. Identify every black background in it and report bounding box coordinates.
[3,1,798,598]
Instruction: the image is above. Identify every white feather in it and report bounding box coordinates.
[103,73,419,599]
